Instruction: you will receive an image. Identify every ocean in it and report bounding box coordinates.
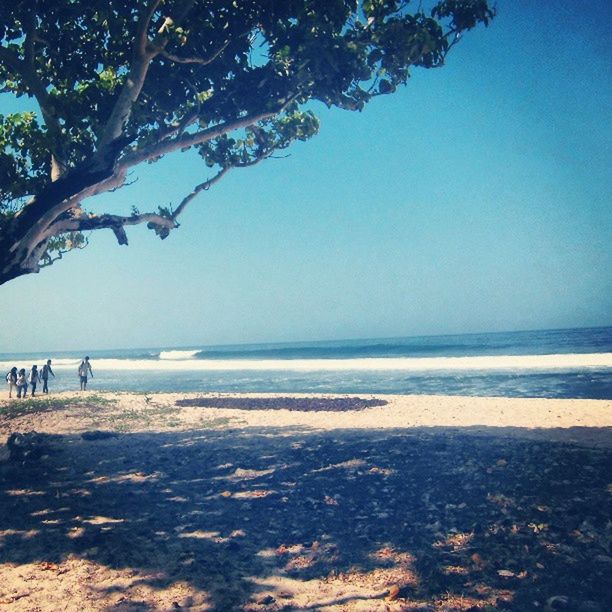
[1,327,611,399]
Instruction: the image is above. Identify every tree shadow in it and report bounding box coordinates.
[0,426,610,610]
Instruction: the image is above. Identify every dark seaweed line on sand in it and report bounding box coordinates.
[175,397,388,412]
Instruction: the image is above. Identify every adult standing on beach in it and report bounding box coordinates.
[6,367,17,398]
[78,357,93,391]
[41,359,55,394]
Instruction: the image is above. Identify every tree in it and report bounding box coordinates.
[0,0,494,286]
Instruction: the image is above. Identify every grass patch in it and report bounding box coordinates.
[0,392,238,432]
[90,404,240,432]
[90,401,175,432]
[0,394,116,419]
[76,394,116,407]
[0,397,74,419]
[201,416,236,429]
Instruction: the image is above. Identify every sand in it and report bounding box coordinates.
[2,391,610,447]
[0,392,611,610]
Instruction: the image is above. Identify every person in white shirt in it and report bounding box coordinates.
[6,367,17,398]
[78,356,93,391]
[16,369,27,398]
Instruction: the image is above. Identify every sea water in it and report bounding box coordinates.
[1,327,611,399]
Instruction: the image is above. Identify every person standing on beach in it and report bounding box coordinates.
[41,359,55,394]
[78,357,93,391]
[28,365,40,396]
[6,367,17,398]
[16,368,28,398]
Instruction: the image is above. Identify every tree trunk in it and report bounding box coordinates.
[0,161,120,285]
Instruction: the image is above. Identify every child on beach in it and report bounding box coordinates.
[16,368,28,398]
[29,365,40,396]
[6,367,17,398]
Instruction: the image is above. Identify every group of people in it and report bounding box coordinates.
[5,356,94,398]
[6,360,55,398]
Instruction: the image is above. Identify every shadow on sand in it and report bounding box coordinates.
[1,426,611,610]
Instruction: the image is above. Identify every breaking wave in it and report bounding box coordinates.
[3,352,610,373]
[158,350,201,360]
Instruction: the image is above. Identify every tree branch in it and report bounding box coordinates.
[39,234,89,268]
[152,108,200,145]
[137,0,164,55]
[24,18,66,180]
[119,104,290,171]
[171,166,231,220]
[51,211,177,246]
[160,39,230,66]
[7,160,128,268]
[96,0,164,155]
[0,45,22,74]
[32,142,276,259]
[0,21,66,180]
[170,146,275,221]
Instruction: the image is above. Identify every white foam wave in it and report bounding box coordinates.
[159,350,200,360]
[2,353,609,373]
[0,357,80,368]
[46,358,81,366]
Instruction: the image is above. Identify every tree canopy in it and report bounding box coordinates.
[0,0,494,285]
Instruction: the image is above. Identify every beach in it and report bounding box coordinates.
[1,392,611,446]
[1,392,611,610]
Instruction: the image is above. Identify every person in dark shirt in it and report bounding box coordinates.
[28,365,40,396]
[41,359,55,394]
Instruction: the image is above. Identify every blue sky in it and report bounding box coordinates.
[1,0,611,352]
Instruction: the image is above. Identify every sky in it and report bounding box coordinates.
[1,0,611,352]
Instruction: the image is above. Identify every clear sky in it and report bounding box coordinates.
[1,0,611,352]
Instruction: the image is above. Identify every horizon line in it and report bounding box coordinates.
[1,324,611,357]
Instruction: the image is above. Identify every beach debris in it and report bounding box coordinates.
[592,554,612,565]
[225,467,275,481]
[386,584,401,600]
[0,592,31,604]
[545,595,570,610]
[6,431,52,461]
[81,430,119,441]
[470,552,486,568]
[497,569,515,577]
[175,396,388,412]
[576,601,603,612]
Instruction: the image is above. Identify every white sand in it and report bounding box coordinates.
[1,392,610,447]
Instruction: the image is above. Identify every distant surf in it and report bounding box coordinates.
[2,352,609,373]
[159,350,201,360]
